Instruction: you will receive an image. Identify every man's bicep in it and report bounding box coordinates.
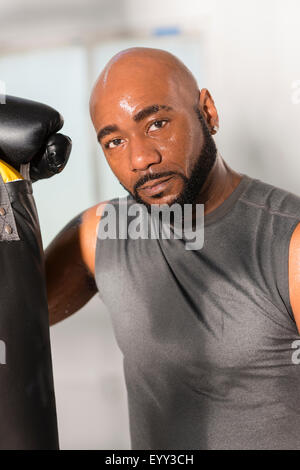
[289,221,300,334]
[79,201,108,277]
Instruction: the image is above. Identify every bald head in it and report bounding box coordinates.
[89,47,199,122]
[101,47,197,85]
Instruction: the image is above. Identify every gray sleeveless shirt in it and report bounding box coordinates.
[94,173,300,450]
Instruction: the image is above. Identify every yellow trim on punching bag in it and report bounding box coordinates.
[0,159,24,183]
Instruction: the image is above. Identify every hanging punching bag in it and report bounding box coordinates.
[0,95,71,449]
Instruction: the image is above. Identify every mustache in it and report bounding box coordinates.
[134,171,182,191]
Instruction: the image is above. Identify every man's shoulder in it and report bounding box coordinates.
[82,195,133,230]
[240,174,300,221]
[79,200,117,276]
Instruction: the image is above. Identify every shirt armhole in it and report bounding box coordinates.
[281,218,300,324]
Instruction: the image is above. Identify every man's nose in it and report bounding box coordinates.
[129,137,161,171]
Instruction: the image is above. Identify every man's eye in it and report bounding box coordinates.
[148,120,168,132]
[105,138,124,149]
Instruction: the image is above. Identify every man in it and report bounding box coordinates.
[46,47,300,450]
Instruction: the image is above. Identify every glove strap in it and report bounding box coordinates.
[20,163,30,181]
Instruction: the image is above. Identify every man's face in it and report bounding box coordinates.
[92,66,217,208]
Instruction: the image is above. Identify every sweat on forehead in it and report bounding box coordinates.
[89,47,199,118]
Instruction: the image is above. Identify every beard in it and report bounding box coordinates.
[120,107,217,211]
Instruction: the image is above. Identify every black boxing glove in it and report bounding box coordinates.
[29,132,72,182]
[0,95,72,182]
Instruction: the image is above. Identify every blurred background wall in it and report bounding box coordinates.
[0,0,299,449]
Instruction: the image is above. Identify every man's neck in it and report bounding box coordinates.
[195,152,242,216]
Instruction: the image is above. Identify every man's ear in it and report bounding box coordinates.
[198,88,219,134]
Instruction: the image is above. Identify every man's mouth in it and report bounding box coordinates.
[138,175,174,196]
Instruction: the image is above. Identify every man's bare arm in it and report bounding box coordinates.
[45,202,107,325]
[289,221,300,335]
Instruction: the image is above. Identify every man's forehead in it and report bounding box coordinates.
[92,73,181,119]
[100,88,173,111]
